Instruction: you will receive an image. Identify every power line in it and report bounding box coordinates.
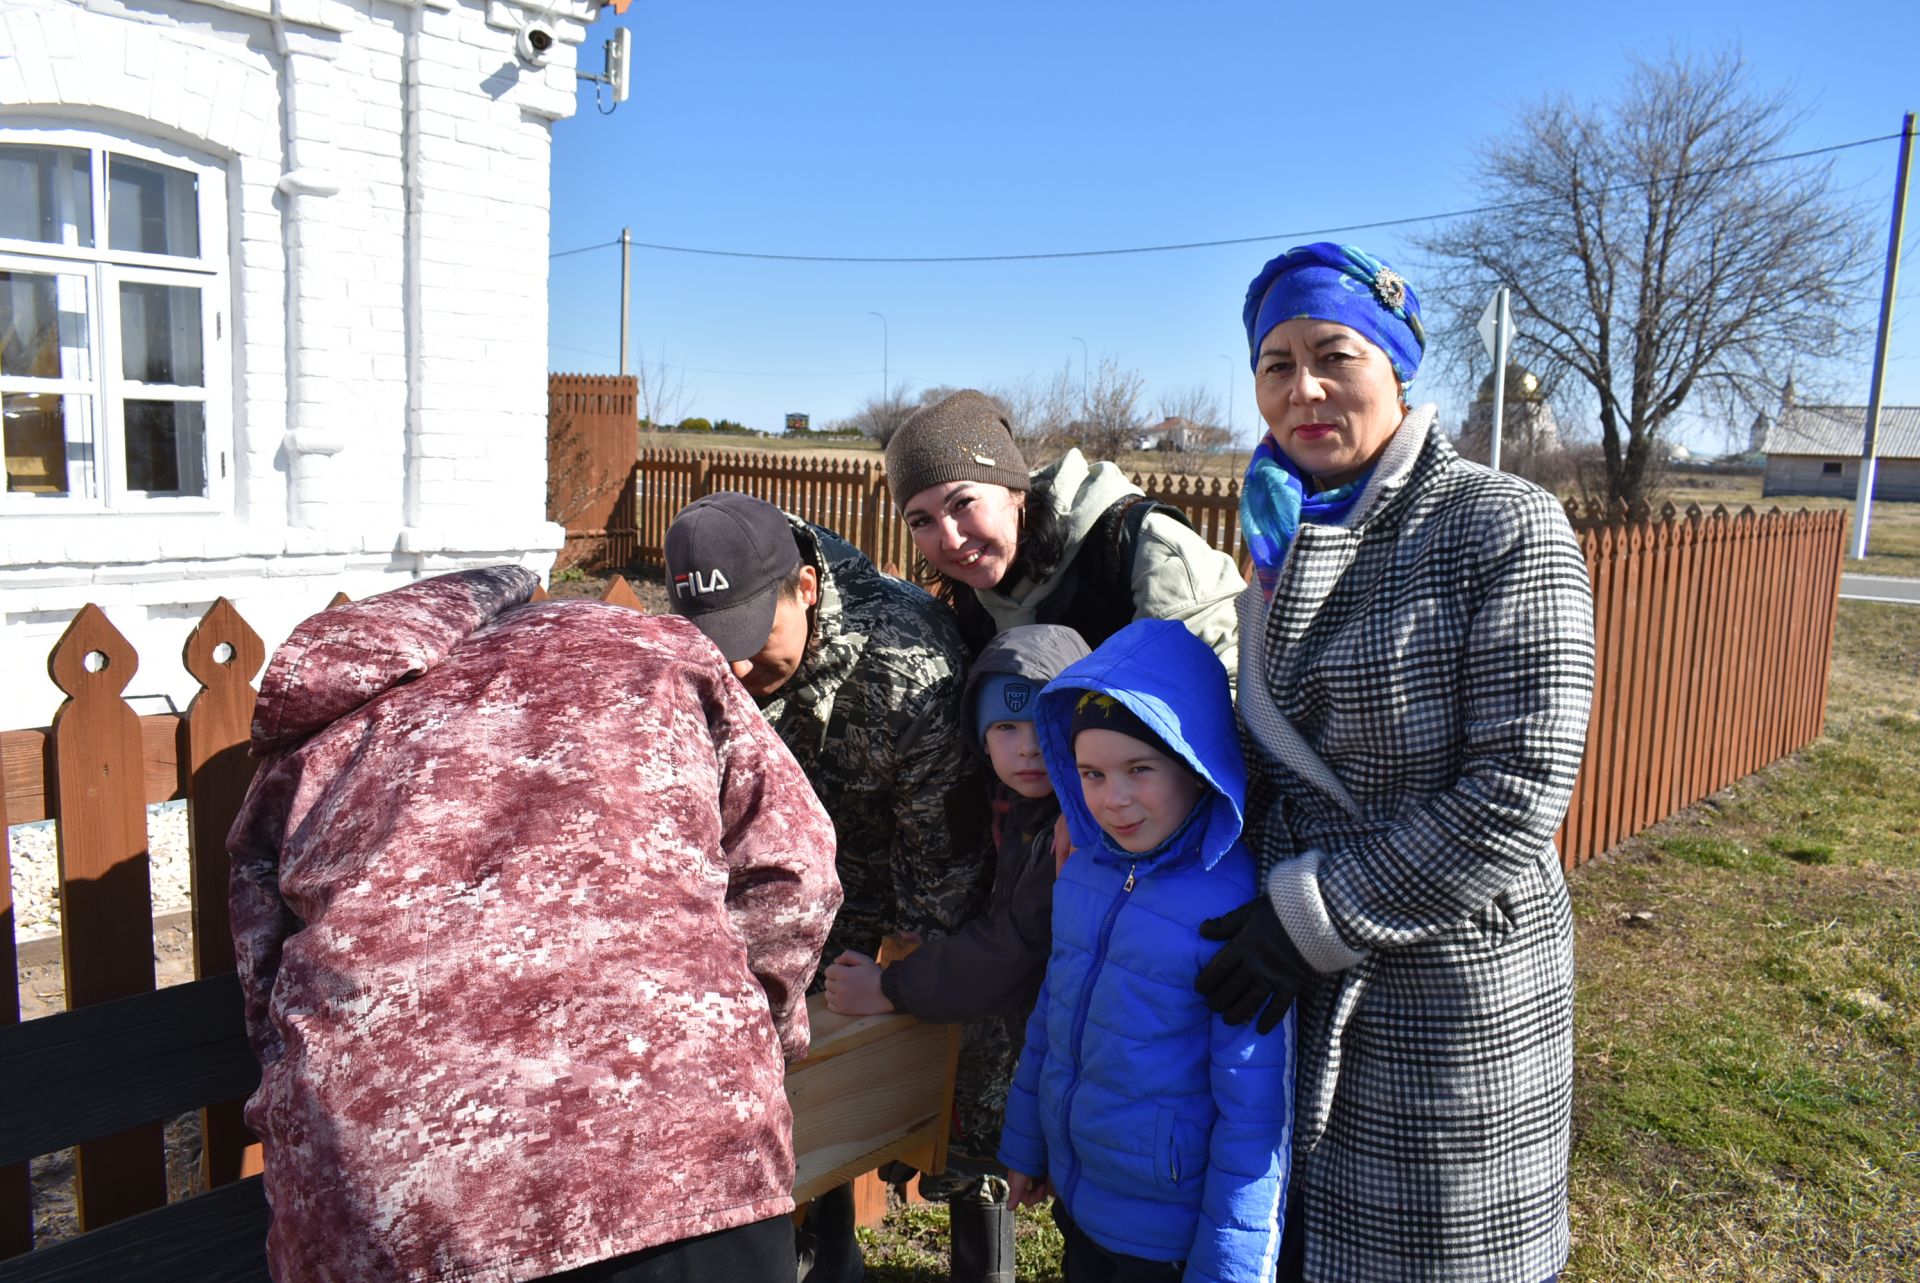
[549,341,891,380]
[550,238,621,260]
[548,132,1901,266]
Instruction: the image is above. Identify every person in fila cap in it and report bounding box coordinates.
[665,491,989,1283]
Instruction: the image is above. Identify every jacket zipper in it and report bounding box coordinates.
[1060,860,1136,1208]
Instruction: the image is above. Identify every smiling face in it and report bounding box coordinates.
[1254,317,1406,488]
[901,480,1025,590]
[984,720,1054,799]
[1073,727,1204,855]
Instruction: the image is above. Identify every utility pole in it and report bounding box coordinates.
[1852,111,1914,561]
[1218,354,1235,440]
[618,227,631,377]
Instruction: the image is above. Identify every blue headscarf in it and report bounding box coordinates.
[1241,242,1425,385]
[1239,243,1417,598]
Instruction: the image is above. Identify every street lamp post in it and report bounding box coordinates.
[868,311,889,402]
[1218,354,1236,440]
[1070,336,1089,416]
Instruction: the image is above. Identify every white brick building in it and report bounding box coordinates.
[0,0,598,727]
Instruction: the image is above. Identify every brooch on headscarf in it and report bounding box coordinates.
[1372,268,1408,311]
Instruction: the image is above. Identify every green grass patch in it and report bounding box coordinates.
[863,603,1920,1279]
[860,1203,1064,1283]
[1567,600,1920,1279]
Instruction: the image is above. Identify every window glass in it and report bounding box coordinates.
[4,391,92,495]
[124,399,206,495]
[120,282,203,386]
[0,145,94,248]
[108,155,199,258]
[0,269,91,381]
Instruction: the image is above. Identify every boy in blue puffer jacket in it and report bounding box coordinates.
[999,619,1293,1283]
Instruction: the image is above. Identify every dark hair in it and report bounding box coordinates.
[914,476,1069,608]
[777,559,811,601]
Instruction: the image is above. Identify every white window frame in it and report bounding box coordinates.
[0,126,231,514]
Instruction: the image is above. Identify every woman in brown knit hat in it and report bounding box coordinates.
[884,388,1244,670]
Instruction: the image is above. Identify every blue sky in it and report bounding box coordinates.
[548,1,1919,452]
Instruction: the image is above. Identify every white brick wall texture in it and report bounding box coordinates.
[0,0,593,727]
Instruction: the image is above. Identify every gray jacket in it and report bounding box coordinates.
[969,449,1244,678]
[1240,406,1595,1283]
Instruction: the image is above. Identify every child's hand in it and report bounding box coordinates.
[1007,1169,1052,1208]
[1052,813,1072,875]
[823,951,894,1016]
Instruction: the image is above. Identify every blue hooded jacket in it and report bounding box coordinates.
[998,620,1293,1283]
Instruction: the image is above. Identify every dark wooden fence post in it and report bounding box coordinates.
[47,605,168,1227]
[0,783,29,1257]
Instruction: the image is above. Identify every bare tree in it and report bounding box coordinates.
[833,383,918,446]
[1076,357,1148,461]
[1417,50,1872,507]
[990,363,1079,457]
[634,344,689,432]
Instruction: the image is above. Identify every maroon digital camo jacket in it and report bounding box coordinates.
[227,567,842,1283]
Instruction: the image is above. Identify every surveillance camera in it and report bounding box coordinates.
[516,21,556,64]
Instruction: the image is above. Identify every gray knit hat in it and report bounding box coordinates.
[885,389,1030,508]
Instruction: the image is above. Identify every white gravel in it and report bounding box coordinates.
[7,800,192,943]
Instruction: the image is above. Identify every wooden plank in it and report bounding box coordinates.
[45,606,167,1227]
[3,719,181,826]
[180,600,266,1188]
[0,974,257,1169]
[0,1177,269,1283]
[787,1001,960,1204]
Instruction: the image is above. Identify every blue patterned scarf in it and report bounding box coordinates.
[1240,434,1370,600]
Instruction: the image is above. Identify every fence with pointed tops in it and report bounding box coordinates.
[0,576,635,1260]
[1,494,1847,1263]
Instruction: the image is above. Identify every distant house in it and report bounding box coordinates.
[1135,417,1230,453]
[1760,404,1920,501]
[1,0,605,727]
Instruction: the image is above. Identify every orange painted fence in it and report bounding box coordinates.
[1558,502,1848,866]
[548,373,640,572]
[1,495,1845,1258]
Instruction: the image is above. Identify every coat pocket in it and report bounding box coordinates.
[1150,1107,1210,1191]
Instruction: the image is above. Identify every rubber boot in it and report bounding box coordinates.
[948,1196,1014,1283]
[797,1182,864,1283]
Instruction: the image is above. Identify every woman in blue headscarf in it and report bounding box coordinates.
[1192,244,1597,1282]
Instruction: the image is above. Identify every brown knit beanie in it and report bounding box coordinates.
[885,389,1031,508]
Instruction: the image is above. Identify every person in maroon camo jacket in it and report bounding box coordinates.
[227,566,842,1283]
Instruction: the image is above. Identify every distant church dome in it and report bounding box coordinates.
[1459,362,1560,464]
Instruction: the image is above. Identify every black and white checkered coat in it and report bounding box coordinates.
[1238,406,1594,1283]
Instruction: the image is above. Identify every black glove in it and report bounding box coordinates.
[1196,896,1316,1035]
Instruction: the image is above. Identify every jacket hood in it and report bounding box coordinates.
[1033,447,1143,555]
[250,566,538,754]
[960,624,1092,754]
[1035,618,1245,869]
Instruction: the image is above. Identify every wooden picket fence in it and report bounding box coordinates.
[625,445,1247,577]
[0,577,641,1267]
[0,494,1848,1269]
[548,373,639,572]
[1557,501,1848,865]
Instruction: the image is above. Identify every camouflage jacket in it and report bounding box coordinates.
[760,519,988,969]
[228,567,841,1283]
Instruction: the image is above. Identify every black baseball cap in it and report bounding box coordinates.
[663,492,801,662]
